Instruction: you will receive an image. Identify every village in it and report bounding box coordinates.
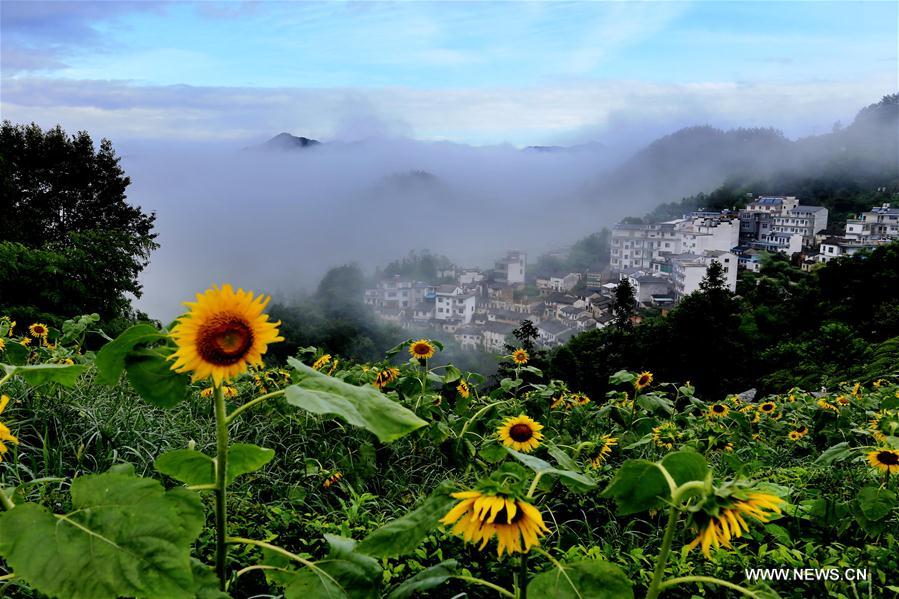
[364,197,899,352]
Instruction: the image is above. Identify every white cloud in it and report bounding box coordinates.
[2,75,894,148]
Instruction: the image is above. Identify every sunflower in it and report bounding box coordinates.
[497,415,544,453]
[28,323,49,338]
[440,490,549,556]
[0,338,5,352]
[457,379,470,398]
[867,449,899,475]
[409,339,435,360]
[0,395,19,463]
[869,410,899,443]
[19,337,31,347]
[312,354,332,371]
[686,492,784,559]
[373,367,400,389]
[873,379,884,389]
[758,402,776,414]
[788,431,802,442]
[511,349,529,365]
[169,285,283,386]
[708,403,729,418]
[634,371,653,390]
[323,472,343,489]
[794,425,808,437]
[835,394,850,406]
[851,382,861,397]
[590,434,618,468]
[817,398,839,413]
[652,422,682,450]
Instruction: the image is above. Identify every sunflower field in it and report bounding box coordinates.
[0,285,897,599]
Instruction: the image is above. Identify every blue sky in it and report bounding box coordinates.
[1,1,896,146]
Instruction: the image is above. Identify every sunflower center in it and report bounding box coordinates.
[713,405,725,413]
[509,423,534,442]
[196,316,255,366]
[491,502,525,525]
[412,343,430,355]
[877,451,899,465]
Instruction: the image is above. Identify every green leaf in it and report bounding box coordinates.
[814,442,853,465]
[1,363,88,387]
[189,559,231,599]
[0,469,204,599]
[601,459,669,515]
[226,443,276,483]
[527,559,634,598]
[357,482,456,558]
[267,536,381,599]
[156,449,214,485]
[387,560,458,599]
[856,486,897,521]
[95,323,167,385]
[660,451,708,487]
[0,341,29,365]
[546,443,581,472]
[609,370,636,385]
[506,448,596,493]
[285,358,427,443]
[478,442,508,464]
[636,393,674,415]
[156,444,275,485]
[318,535,382,599]
[125,348,192,408]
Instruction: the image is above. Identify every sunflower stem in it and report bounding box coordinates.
[224,389,285,425]
[213,384,230,590]
[645,505,679,599]
[518,552,529,599]
[526,472,543,499]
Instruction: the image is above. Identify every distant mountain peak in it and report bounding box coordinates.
[250,132,321,151]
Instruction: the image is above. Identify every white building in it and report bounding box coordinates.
[493,250,527,285]
[818,237,882,263]
[845,204,899,241]
[482,322,516,352]
[453,326,483,351]
[739,196,828,251]
[434,285,477,324]
[364,278,434,309]
[611,215,739,273]
[537,273,580,292]
[668,251,738,299]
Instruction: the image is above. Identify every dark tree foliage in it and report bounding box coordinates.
[549,241,899,400]
[611,279,636,330]
[379,250,454,282]
[0,122,157,324]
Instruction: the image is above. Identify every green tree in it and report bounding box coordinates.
[0,122,158,324]
[612,279,637,330]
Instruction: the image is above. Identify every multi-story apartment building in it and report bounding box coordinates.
[493,250,527,285]
[364,278,435,309]
[739,196,828,251]
[610,216,739,273]
[845,203,899,241]
[817,203,898,263]
[434,285,477,324]
[668,251,738,299]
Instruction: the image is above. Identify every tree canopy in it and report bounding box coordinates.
[0,122,157,324]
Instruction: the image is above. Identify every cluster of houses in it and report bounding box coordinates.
[364,251,616,351]
[818,203,899,263]
[612,195,899,309]
[364,197,897,352]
